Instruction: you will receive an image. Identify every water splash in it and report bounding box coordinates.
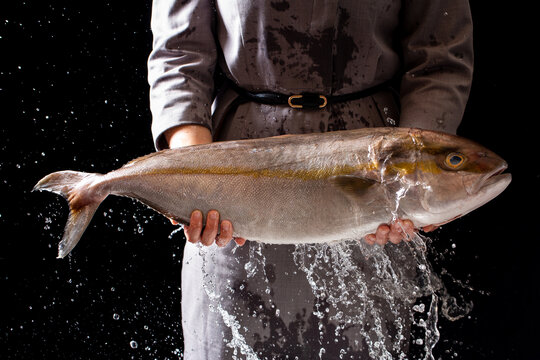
[198,244,260,360]
[294,239,411,359]
[196,234,472,359]
[292,232,475,360]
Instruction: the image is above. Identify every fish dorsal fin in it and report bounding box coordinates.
[330,175,379,197]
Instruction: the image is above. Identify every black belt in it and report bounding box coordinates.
[228,80,393,109]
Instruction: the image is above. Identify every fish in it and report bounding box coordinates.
[34,127,511,258]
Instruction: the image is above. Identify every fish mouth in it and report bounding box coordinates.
[466,170,511,216]
[477,172,512,197]
[464,162,511,196]
[451,163,511,222]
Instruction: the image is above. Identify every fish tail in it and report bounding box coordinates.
[33,171,106,258]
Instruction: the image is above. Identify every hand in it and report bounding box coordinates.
[364,219,439,246]
[182,210,246,247]
[364,219,415,246]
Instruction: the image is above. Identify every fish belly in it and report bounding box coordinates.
[114,173,394,244]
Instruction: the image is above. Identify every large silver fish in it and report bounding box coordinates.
[34,127,511,258]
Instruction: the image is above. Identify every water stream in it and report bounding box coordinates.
[197,233,471,360]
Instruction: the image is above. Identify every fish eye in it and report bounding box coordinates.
[445,152,465,169]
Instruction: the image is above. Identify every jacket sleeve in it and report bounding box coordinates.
[148,0,217,150]
[398,0,474,134]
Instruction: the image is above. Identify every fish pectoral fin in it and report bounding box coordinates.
[329,175,379,197]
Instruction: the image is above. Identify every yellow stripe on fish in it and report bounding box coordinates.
[145,160,441,180]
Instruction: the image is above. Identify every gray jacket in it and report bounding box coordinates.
[148,0,473,149]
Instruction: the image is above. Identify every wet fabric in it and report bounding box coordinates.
[148,0,474,150]
[147,1,473,358]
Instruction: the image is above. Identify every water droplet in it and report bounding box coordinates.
[129,340,138,349]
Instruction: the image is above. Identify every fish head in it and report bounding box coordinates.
[385,129,511,228]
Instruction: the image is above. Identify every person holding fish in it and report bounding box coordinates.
[147,1,474,358]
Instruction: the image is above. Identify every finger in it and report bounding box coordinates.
[217,220,233,247]
[201,210,219,246]
[400,219,415,234]
[234,237,246,246]
[400,219,415,241]
[364,234,376,245]
[185,210,203,244]
[375,224,390,246]
[389,222,403,244]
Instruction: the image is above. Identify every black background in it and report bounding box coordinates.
[0,1,537,359]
